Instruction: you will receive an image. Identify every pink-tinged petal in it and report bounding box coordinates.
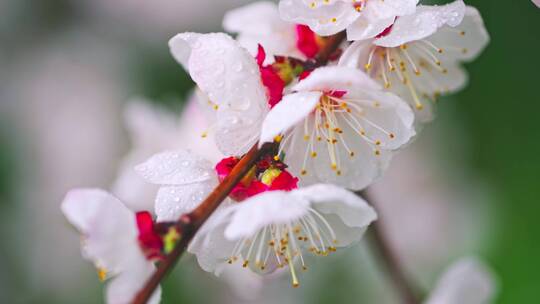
[259,91,322,145]
[534,0,540,8]
[375,0,466,48]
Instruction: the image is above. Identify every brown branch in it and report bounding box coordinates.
[132,31,348,304]
[359,189,420,304]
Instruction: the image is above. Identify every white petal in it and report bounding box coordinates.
[295,184,377,228]
[135,150,215,186]
[345,90,416,149]
[214,108,266,156]
[224,191,310,240]
[259,91,322,145]
[155,177,218,222]
[362,0,419,20]
[223,1,299,61]
[169,32,268,112]
[534,0,540,8]
[279,0,360,36]
[188,207,238,273]
[425,258,497,304]
[347,15,396,41]
[338,40,373,68]
[294,66,381,92]
[427,6,490,62]
[346,0,418,41]
[375,1,466,48]
[223,2,282,37]
[61,189,140,274]
[105,255,161,304]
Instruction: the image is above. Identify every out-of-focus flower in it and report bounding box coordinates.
[113,96,222,212]
[533,0,540,8]
[425,258,497,304]
[169,32,270,156]
[61,189,162,304]
[339,1,489,121]
[189,183,377,287]
[259,66,415,190]
[215,155,298,202]
[223,1,332,62]
[279,0,418,39]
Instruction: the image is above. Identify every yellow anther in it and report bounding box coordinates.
[274,135,283,143]
[97,268,107,282]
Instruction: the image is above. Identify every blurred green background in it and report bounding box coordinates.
[0,0,538,303]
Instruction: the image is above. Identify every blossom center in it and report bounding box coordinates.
[216,155,299,202]
[227,207,339,287]
[274,91,396,177]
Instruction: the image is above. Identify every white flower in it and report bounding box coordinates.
[112,95,222,212]
[61,189,161,304]
[533,0,540,8]
[259,66,415,190]
[425,258,497,304]
[169,32,270,156]
[135,150,219,222]
[189,184,377,287]
[339,1,489,121]
[223,1,303,61]
[278,0,418,39]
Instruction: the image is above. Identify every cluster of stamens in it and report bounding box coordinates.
[227,208,339,287]
[275,92,395,177]
[364,29,468,110]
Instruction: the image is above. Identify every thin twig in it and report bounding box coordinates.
[359,189,420,304]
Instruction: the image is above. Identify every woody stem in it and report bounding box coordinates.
[359,189,421,304]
